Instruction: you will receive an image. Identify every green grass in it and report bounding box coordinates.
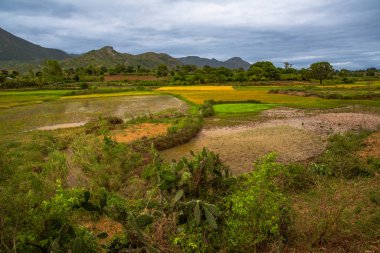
[213,103,276,114]
[0,90,157,109]
[0,90,74,109]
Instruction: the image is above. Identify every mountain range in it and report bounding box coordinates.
[0,27,70,62]
[0,27,251,71]
[60,46,183,69]
[178,56,251,70]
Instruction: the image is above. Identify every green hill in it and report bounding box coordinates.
[178,56,251,70]
[0,27,70,62]
[62,46,182,69]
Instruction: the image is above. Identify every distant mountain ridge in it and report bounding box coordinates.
[178,56,251,70]
[0,27,70,62]
[0,27,252,71]
[61,46,183,69]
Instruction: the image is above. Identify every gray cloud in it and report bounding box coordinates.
[0,0,379,69]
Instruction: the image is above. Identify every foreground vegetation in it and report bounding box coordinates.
[1,117,378,252]
[1,59,379,252]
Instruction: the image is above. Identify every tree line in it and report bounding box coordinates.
[0,60,379,88]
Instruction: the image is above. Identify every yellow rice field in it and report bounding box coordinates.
[157,86,332,107]
[156,86,380,108]
[157,86,234,91]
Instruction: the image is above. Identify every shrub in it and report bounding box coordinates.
[224,153,291,251]
[316,131,373,178]
[275,163,315,192]
[199,101,215,117]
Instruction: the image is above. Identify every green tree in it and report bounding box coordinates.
[366,67,376,77]
[156,64,168,77]
[249,61,280,80]
[309,62,334,85]
[42,60,64,83]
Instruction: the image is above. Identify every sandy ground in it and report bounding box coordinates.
[162,108,380,174]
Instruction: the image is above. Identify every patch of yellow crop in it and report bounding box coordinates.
[158,88,346,108]
[157,86,234,91]
[61,91,157,99]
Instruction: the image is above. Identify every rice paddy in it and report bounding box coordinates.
[213,103,277,114]
[157,85,380,109]
[0,94,187,135]
[157,85,234,91]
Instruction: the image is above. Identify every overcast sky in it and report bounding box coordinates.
[1,0,379,69]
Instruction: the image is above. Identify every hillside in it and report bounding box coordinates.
[0,27,70,62]
[128,52,182,68]
[60,46,128,68]
[178,56,251,69]
[62,47,182,69]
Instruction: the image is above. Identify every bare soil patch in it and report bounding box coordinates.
[104,75,163,81]
[162,125,325,174]
[358,132,380,159]
[162,108,380,174]
[112,123,170,143]
[81,216,123,243]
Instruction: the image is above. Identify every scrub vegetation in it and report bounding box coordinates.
[0,61,379,252]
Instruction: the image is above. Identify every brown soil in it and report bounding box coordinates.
[112,123,170,143]
[162,109,380,175]
[358,132,380,159]
[82,216,123,243]
[104,75,164,82]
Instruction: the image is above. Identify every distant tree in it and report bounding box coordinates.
[299,68,311,81]
[249,61,280,80]
[156,64,168,77]
[99,66,107,75]
[338,69,350,78]
[10,70,19,78]
[1,70,9,76]
[42,60,63,83]
[114,63,126,74]
[203,65,213,73]
[366,67,376,77]
[284,62,293,69]
[126,66,135,73]
[234,70,248,82]
[309,62,334,85]
[181,65,197,74]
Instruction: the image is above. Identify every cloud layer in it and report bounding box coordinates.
[1,0,379,69]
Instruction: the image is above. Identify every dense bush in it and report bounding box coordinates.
[224,153,291,251]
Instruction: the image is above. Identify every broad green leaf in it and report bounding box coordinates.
[161,171,177,182]
[172,189,184,206]
[203,205,218,229]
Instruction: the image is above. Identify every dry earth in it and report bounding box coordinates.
[111,123,170,143]
[162,108,380,174]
